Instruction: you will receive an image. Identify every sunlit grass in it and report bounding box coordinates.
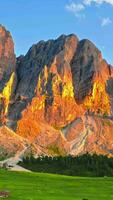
[0,170,113,199]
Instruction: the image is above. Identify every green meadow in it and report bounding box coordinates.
[0,170,113,200]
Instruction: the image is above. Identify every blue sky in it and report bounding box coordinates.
[0,0,113,64]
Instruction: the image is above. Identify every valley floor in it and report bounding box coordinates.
[0,170,113,200]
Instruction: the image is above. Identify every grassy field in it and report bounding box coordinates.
[0,170,113,200]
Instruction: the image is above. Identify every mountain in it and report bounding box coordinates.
[0,24,113,158]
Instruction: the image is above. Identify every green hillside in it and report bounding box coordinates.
[0,170,113,200]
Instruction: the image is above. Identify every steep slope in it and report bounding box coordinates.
[17,117,69,156]
[7,34,80,129]
[7,35,112,130]
[0,126,25,160]
[0,25,16,126]
[0,25,16,88]
[71,39,112,114]
[0,28,112,130]
[0,25,113,157]
[62,115,113,156]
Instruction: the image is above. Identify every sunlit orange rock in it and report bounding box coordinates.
[0,25,16,125]
[0,126,25,158]
[0,25,113,157]
[63,115,113,156]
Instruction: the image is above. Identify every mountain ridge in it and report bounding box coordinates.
[0,25,113,158]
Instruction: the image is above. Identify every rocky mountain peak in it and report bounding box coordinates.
[0,25,113,157]
[0,24,16,91]
[71,38,112,104]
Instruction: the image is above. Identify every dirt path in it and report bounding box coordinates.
[10,164,31,172]
[0,146,31,172]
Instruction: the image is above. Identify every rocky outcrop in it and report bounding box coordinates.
[106,77,113,114]
[17,116,69,156]
[0,25,16,91]
[0,25,16,126]
[62,115,113,156]
[0,126,25,159]
[0,25,113,157]
[71,39,112,102]
[7,34,79,128]
[0,28,112,129]
[71,39,112,115]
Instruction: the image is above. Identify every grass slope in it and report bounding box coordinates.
[0,170,113,200]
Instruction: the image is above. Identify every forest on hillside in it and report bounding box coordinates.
[19,154,113,177]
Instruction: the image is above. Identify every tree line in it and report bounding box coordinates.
[19,153,113,177]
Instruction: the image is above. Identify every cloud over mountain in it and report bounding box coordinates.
[101,17,112,26]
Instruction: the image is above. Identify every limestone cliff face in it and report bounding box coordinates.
[0,25,16,90]
[7,34,81,129]
[0,25,16,126]
[0,126,25,159]
[15,35,112,134]
[106,77,113,115]
[62,115,113,156]
[0,25,113,157]
[71,39,111,115]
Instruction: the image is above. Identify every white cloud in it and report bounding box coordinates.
[66,0,113,15]
[101,17,112,26]
[65,2,85,17]
[83,0,113,6]
[65,0,113,22]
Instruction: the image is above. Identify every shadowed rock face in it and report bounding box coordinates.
[0,25,16,127]
[15,34,77,98]
[71,39,111,103]
[1,25,113,157]
[0,25,16,91]
[106,77,113,114]
[7,34,79,128]
[0,29,111,129]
